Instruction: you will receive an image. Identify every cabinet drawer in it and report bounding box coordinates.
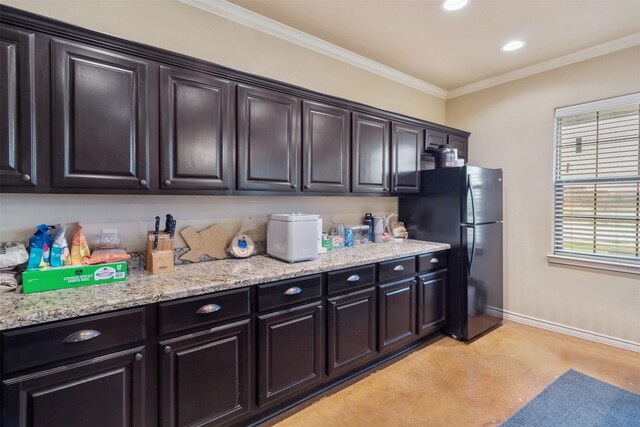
[378,257,416,282]
[327,264,376,295]
[158,288,250,335]
[2,307,146,374]
[258,275,322,312]
[418,251,447,273]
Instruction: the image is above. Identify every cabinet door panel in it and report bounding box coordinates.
[2,347,145,427]
[327,287,376,376]
[449,134,468,162]
[52,39,151,189]
[302,101,349,193]
[391,122,422,194]
[418,270,447,336]
[352,113,389,193]
[0,26,37,187]
[425,128,447,151]
[237,85,299,191]
[258,301,323,407]
[378,278,417,353]
[159,319,250,427]
[160,66,232,191]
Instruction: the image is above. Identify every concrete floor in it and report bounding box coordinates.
[273,322,640,427]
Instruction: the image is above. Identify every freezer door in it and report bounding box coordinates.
[464,222,503,340]
[464,167,503,225]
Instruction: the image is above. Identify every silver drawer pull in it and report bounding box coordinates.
[430,258,439,263]
[393,265,405,271]
[284,287,302,295]
[63,329,101,343]
[196,304,221,314]
[347,275,361,282]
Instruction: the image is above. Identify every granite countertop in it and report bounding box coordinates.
[0,240,449,331]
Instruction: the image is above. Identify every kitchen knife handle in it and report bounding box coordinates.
[284,287,302,295]
[165,214,173,232]
[347,275,361,282]
[63,329,101,343]
[196,304,221,314]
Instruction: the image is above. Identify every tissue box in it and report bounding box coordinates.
[22,262,127,294]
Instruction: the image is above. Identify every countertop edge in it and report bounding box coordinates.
[0,241,450,331]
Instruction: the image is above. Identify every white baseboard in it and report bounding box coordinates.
[499,309,640,353]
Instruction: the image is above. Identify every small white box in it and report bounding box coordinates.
[267,213,320,263]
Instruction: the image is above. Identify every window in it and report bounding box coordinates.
[553,93,640,268]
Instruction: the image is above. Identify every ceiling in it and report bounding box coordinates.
[226,0,640,92]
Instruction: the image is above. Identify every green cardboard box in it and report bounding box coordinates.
[22,262,127,294]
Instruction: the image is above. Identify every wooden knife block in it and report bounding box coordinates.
[146,232,174,275]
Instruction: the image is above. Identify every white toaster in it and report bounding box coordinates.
[267,213,320,263]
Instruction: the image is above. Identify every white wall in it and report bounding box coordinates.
[0,0,438,252]
[0,194,395,251]
[446,46,640,346]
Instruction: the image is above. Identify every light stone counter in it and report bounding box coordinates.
[0,240,449,331]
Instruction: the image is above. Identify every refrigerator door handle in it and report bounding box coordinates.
[468,174,476,227]
[469,225,476,275]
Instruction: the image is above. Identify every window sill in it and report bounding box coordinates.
[547,254,640,275]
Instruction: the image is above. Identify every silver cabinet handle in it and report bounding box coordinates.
[164,180,172,186]
[164,346,172,354]
[196,303,221,314]
[347,275,360,282]
[284,287,302,295]
[139,179,147,186]
[63,329,101,343]
[22,174,31,182]
[135,353,143,362]
[393,265,405,271]
[430,258,439,263]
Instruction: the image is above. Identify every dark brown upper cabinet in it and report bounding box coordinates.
[425,128,447,152]
[160,66,233,192]
[51,39,153,190]
[449,134,468,162]
[391,122,423,194]
[0,26,38,188]
[237,85,300,192]
[352,112,390,194]
[302,101,350,193]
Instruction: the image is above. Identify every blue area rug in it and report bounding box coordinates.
[501,369,640,426]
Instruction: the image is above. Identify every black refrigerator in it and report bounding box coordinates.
[399,166,503,341]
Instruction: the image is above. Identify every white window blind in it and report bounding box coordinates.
[554,93,640,265]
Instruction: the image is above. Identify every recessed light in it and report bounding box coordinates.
[501,40,525,52]
[441,0,468,12]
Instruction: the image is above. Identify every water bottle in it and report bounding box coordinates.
[363,213,374,243]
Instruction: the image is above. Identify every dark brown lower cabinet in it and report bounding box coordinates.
[258,301,323,407]
[2,346,146,427]
[327,287,376,376]
[378,278,417,353]
[158,319,251,427]
[418,270,447,336]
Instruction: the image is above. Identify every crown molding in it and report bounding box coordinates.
[179,0,448,99]
[180,0,640,101]
[447,32,640,99]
